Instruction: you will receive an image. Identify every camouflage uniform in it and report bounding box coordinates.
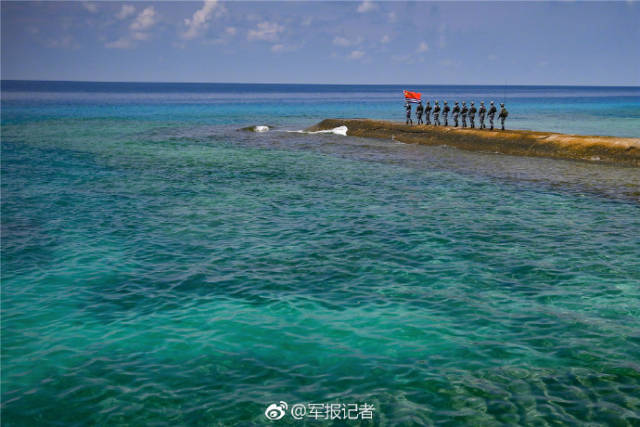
[498,103,508,130]
[469,102,477,128]
[443,102,450,126]
[433,102,441,126]
[461,102,468,128]
[478,102,486,129]
[405,103,413,125]
[416,103,424,125]
[424,102,432,125]
[488,102,497,130]
[452,102,460,127]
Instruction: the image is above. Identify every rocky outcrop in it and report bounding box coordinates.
[307,119,640,167]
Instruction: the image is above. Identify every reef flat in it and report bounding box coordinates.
[308,119,640,166]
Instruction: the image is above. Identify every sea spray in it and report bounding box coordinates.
[286,126,348,136]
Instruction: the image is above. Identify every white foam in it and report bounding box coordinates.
[254,125,270,132]
[326,125,348,136]
[287,126,348,136]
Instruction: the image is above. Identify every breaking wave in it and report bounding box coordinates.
[239,125,271,132]
[286,126,348,136]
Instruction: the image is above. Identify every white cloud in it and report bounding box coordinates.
[117,5,136,20]
[302,17,313,27]
[106,6,156,49]
[332,36,362,47]
[380,35,390,44]
[130,6,156,31]
[357,1,377,13]
[182,0,224,40]
[269,42,302,53]
[348,50,365,60]
[333,36,350,46]
[388,11,397,23]
[417,42,429,53]
[203,26,237,45]
[248,21,284,42]
[82,2,98,13]
[132,32,150,41]
[106,37,133,49]
[488,54,498,61]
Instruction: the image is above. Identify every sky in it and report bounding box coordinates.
[1,1,639,85]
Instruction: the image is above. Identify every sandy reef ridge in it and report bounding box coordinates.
[307,119,640,167]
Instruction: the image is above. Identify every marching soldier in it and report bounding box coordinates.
[452,102,460,127]
[498,103,509,130]
[478,101,486,129]
[461,102,468,128]
[488,101,497,130]
[405,102,413,125]
[468,102,477,128]
[443,101,450,126]
[433,101,441,126]
[416,101,424,125]
[424,101,432,125]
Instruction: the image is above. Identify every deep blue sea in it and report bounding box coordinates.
[2,81,640,425]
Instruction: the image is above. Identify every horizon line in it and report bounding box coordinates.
[2,79,639,88]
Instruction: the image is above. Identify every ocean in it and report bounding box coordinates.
[2,81,640,425]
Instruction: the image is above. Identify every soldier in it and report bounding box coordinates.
[461,102,468,128]
[424,101,432,125]
[488,101,497,130]
[478,101,486,129]
[416,101,424,125]
[468,102,477,128]
[452,102,460,127]
[443,101,450,126]
[405,102,413,125]
[498,103,509,130]
[433,101,441,126]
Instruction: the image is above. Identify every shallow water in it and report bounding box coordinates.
[2,82,640,425]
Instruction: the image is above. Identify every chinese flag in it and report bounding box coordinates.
[403,90,421,101]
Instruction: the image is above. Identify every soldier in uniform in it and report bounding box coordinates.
[488,101,497,130]
[498,103,509,130]
[416,101,424,125]
[433,101,441,126]
[478,101,486,129]
[461,102,468,128]
[452,102,460,127]
[424,101,432,125]
[443,101,450,126]
[468,102,477,128]
[405,102,413,125]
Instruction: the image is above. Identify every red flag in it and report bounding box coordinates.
[404,90,421,103]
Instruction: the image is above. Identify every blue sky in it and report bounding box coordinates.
[2,1,639,85]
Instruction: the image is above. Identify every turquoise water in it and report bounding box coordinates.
[2,82,640,425]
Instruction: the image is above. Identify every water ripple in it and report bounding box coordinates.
[2,118,640,424]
